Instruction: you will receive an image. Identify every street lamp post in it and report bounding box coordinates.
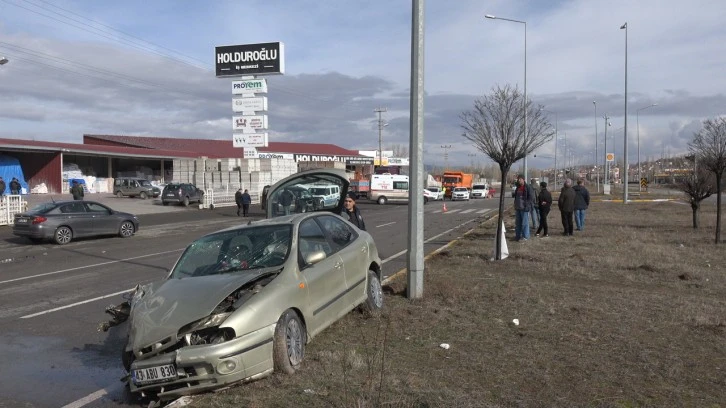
[636,103,658,191]
[441,144,452,170]
[621,21,629,203]
[603,115,611,190]
[541,108,558,189]
[485,14,527,180]
[593,101,599,192]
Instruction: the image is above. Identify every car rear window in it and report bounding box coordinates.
[473,185,487,189]
[164,184,181,190]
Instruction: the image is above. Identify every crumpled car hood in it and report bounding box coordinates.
[128,272,262,352]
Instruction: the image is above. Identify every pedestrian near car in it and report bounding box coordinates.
[535,181,552,237]
[280,188,294,216]
[70,180,84,200]
[558,178,576,236]
[530,178,540,230]
[573,178,591,231]
[235,188,244,216]
[241,189,251,217]
[512,175,534,241]
[341,192,366,230]
[9,177,21,195]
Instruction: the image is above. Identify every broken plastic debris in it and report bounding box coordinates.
[439,343,450,350]
[164,396,193,407]
[304,389,316,394]
[512,319,520,326]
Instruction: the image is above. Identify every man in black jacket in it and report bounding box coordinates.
[9,177,21,195]
[0,177,5,199]
[235,188,243,216]
[535,181,553,237]
[341,192,366,230]
[573,178,591,231]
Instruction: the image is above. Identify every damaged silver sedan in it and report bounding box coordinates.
[101,169,384,401]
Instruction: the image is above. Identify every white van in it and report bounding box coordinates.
[309,184,341,209]
[370,174,409,205]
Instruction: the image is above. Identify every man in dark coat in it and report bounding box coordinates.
[511,175,535,241]
[241,189,252,217]
[341,192,366,230]
[70,180,84,200]
[535,181,553,237]
[0,177,5,198]
[558,178,576,236]
[280,188,294,216]
[9,177,21,195]
[235,188,243,216]
[573,178,591,231]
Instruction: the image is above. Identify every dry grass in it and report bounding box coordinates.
[189,196,726,408]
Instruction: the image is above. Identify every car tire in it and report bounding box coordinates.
[54,226,73,245]
[139,191,147,200]
[273,309,306,375]
[119,221,135,238]
[377,196,387,205]
[162,201,169,206]
[182,197,190,207]
[360,270,383,317]
[424,197,429,204]
[115,191,123,198]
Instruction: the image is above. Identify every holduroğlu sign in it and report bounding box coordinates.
[215,42,285,77]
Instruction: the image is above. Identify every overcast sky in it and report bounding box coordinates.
[1,0,725,169]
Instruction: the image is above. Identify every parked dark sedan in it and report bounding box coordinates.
[12,200,139,245]
[161,183,204,207]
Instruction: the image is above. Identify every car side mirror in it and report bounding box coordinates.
[304,250,326,265]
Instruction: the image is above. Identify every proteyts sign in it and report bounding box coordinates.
[232,79,268,94]
[215,42,285,77]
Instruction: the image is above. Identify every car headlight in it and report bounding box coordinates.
[179,312,235,346]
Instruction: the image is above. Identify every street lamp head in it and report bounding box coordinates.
[0,57,8,65]
[620,22,627,29]
[485,14,496,19]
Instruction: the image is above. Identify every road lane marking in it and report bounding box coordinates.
[444,209,461,213]
[376,222,396,228]
[476,209,489,213]
[61,388,109,408]
[460,209,476,214]
[20,288,134,319]
[0,249,183,285]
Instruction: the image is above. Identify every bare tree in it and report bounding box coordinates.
[388,144,409,158]
[461,84,554,260]
[688,117,726,243]
[679,167,714,229]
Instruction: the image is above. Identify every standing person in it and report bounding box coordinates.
[535,181,552,237]
[280,188,294,216]
[530,178,540,230]
[234,188,243,216]
[573,178,591,231]
[70,180,84,200]
[558,178,576,236]
[341,192,366,230]
[9,177,21,195]
[512,175,534,241]
[0,176,5,199]
[241,189,251,217]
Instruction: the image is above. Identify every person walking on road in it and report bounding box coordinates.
[235,188,244,216]
[70,180,84,200]
[512,175,534,241]
[558,178,576,236]
[341,192,366,230]
[241,189,251,217]
[535,181,552,237]
[573,178,591,231]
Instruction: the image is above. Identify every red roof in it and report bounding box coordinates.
[83,134,361,157]
[0,138,209,159]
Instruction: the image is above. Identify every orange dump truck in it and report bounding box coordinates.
[441,171,474,199]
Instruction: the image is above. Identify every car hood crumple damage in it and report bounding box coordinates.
[128,272,268,353]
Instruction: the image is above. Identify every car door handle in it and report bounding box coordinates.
[334,262,343,269]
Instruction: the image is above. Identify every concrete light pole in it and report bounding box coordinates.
[621,21,629,203]
[441,144,452,170]
[485,13,527,180]
[594,101,599,192]
[541,108,558,189]
[374,107,387,171]
[636,103,657,191]
[603,115,611,191]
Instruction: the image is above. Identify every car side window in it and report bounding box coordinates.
[85,203,109,213]
[61,202,86,213]
[298,219,333,266]
[316,215,357,251]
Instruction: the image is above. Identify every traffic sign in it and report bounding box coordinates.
[606,153,615,162]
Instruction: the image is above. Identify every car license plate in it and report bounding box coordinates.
[133,364,177,385]
[15,218,28,223]
[166,193,174,197]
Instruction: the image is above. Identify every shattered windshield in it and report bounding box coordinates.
[170,225,292,279]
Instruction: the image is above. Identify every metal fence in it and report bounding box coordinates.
[203,189,260,210]
[0,195,28,226]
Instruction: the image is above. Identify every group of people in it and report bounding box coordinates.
[512,175,590,241]
[0,177,22,198]
[234,188,252,217]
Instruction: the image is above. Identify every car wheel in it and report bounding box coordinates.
[377,196,387,205]
[361,270,383,316]
[115,191,123,198]
[54,226,73,245]
[162,201,169,206]
[424,197,429,204]
[182,197,190,207]
[119,221,135,238]
[273,310,306,375]
[139,191,147,200]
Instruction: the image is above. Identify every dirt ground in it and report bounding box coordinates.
[188,195,726,408]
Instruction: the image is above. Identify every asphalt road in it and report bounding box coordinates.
[0,196,506,408]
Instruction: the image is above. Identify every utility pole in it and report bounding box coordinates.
[441,144,452,170]
[375,107,387,171]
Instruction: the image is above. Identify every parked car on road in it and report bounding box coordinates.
[270,185,322,215]
[100,169,383,402]
[451,187,470,201]
[471,184,489,199]
[423,187,442,203]
[12,200,139,245]
[161,183,204,207]
[113,177,161,199]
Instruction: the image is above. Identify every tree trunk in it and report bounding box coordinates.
[691,201,700,229]
[716,174,722,244]
[495,168,510,260]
